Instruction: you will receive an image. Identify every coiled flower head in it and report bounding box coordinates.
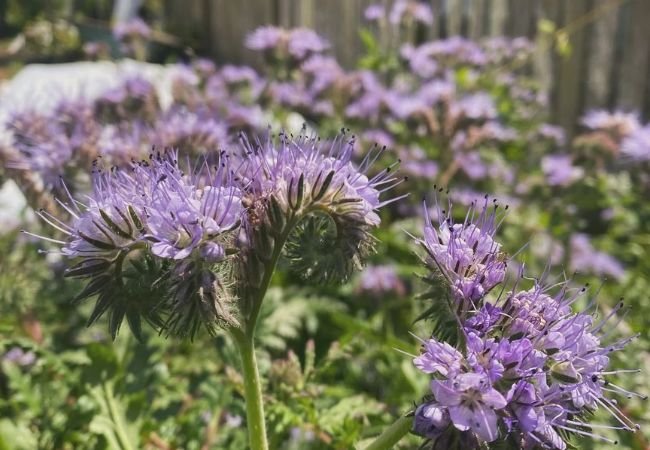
[237,129,402,285]
[29,150,243,338]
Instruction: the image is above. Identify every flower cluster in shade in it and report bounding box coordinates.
[575,108,650,162]
[28,131,395,336]
[364,0,434,25]
[356,264,407,298]
[412,198,643,449]
[245,26,330,62]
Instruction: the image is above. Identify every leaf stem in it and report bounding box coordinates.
[364,414,412,450]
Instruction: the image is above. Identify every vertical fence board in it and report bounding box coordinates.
[584,0,619,109]
[645,52,650,118]
[508,0,534,36]
[489,0,508,36]
[277,0,292,27]
[429,0,445,38]
[447,0,463,35]
[535,0,563,122]
[468,0,487,39]
[616,0,650,111]
[555,0,589,131]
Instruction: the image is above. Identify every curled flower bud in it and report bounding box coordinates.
[239,130,402,284]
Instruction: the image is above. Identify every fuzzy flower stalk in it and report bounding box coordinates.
[30,131,398,450]
[367,195,643,450]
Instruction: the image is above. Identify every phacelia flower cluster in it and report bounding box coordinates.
[412,196,643,449]
[419,195,507,315]
[30,130,395,337]
[237,130,403,284]
[28,150,244,337]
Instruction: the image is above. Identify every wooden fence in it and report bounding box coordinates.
[162,0,650,131]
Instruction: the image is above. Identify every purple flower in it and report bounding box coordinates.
[418,80,455,104]
[466,332,504,382]
[361,129,395,149]
[538,124,566,146]
[389,0,434,25]
[455,151,488,180]
[451,93,497,120]
[581,109,640,136]
[301,55,343,94]
[413,336,464,377]
[238,131,401,283]
[464,303,502,335]
[3,347,36,366]
[401,43,439,78]
[569,233,625,280]
[420,197,506,311]
[541,154,583,187]
[401,158,438,179]
[32,149,243,263]
[241,132,398,227]
[245,26,284,51]
[345,71,386,120]
[357,264,406,297]
[29,149,246,337]
[364,4,386,22]
[413,199,642,449]
[113,17,151,41]
[413,403,450,439]
[621,125,650,162]
[152,110,229,154]
[384,90,428,119]
[503,284,570,339]
[431,372,507,442]
[288,28,330,60]
[141,156,243,260]
[506,381,540,432]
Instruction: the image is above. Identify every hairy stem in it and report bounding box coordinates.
[364,414,412,450]
[231,217,297,450]
[246,218,296,338]
[233,330,269,450]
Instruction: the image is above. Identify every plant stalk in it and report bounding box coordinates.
[231,215,297,449]
[233,330,269,450]
[364,414,412,450]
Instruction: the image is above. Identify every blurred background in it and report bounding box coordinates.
[1,0,649,130]
[1,1,650,449]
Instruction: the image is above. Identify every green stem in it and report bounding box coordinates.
[233,330,269,450]
[104,382,135,450]
[231,215,297,449]
[364,414,412,450]
[246,220,295,339]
